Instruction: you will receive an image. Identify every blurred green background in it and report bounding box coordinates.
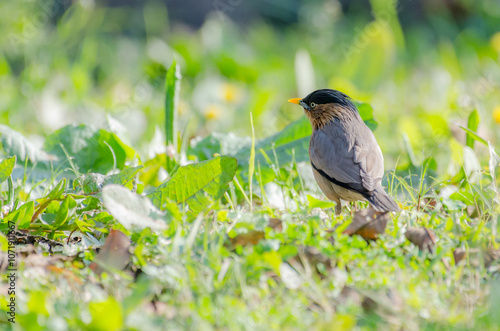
[1,0,499,173]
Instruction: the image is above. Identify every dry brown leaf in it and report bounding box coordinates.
[483,248,500,268]
[453,247,500,268]
[230,231,265,247]
[268,218,283,232]
[405,227,436,253]
[453,248,467,264]
[343,208,390,240]
[90,229,131,275]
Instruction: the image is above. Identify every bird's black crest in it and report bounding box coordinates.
[302,89,355,108]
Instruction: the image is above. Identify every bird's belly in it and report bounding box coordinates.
[312,168,366,202]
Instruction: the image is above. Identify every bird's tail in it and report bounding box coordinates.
[366,186,399,213]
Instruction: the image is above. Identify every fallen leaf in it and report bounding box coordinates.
[453,248,485,267]
[484,248,500,268]
[268,218,283,232]
[453,248,467,264]
[405,227,436,253]
[230,230,265,247]
[90,230,131,275]
[343,208,390,240]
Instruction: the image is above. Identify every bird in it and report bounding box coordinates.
[288,89,399,215]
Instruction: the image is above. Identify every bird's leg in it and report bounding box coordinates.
[335,201,342,215]
[350,202,355,217]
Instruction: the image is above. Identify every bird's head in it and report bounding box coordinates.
[288,89,358,129]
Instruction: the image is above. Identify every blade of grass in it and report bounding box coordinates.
[165,60,181,150]
[465,109,480,148]
[249,112,255,210]
[458,126,487,147]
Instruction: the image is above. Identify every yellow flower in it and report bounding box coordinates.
[204,104,221,120]
[493,105,500,124]
[491,31,500,54]
[222,83,239,103]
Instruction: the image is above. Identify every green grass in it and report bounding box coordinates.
[1,0,500,330]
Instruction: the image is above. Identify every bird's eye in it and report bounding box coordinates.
[310,102,317,108]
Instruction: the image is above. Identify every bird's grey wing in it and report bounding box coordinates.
[309,121,384,194]
[352,127,384,191]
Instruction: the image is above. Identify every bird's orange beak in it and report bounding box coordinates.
[288,98,302,105]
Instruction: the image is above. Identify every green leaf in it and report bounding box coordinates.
[306,194,336,209]
[105,165,143,189]
[53,195,77,228]
[46,178,67,200]
[248,113,256,207]
[88,297,123,331]
[237,117,312,168]
[148,156,238,217]
[44,124,136,174]
[165,60,181,148]
[75,166,143,194]
[465,109,480,148]
[188,132,251,161]
[0,155,16,184]
[440,197,466,211]
[355,101,379,131]
[2,201,35,229]
[74,173,106,195]
[459,125,487,147]
[102,184,167,231]
[0,125,43,162]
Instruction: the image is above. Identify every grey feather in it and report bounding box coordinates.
[309,115,398,213]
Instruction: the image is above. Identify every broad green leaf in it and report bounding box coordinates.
[441,197,466,211]
[44,124,135,174]
[306,194,336,209]
[355,101,379,131]
[2,201,35,229]
[466,109,480,148]
[450,188,476,206]
[165,60,181,148]
[0,155,16,184]
[74,173,106,194]
[0,125,43,162]
[75,166,143,194]
[102,184,166,231]
[106,165,143,189]
[149,155,238,216]
[188,132,250,162]
[88,297,123,331]
[53,195,77,228]
[139,153,168,187]
[236,117,312,168]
